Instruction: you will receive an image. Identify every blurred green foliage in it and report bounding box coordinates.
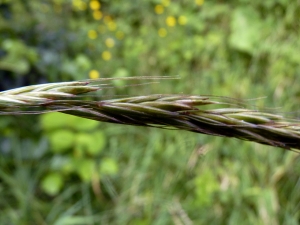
[40,113,109,195]
[1,0,300,224]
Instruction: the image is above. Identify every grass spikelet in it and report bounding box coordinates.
[1,78,300,151]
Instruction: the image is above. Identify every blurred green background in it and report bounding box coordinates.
[1,0,300,224]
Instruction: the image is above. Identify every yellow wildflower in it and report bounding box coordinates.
[154,5,164,14]
[89,0,101,10]
[98,25,106,33]
[72,0,87,11]
[88,30,97,39]
[158,28,167,37]
[107,21,117,31]
[195,0,204,6]
[54,4,62,13]
[105,38,115,48]
[80,2,87,11]
[93,10,102,20]
[102,51,111,61]
[104,16,112,24]
[89,70,100,79]
[116,31,124,40]
[166,16,176,27]
[162,0,170,7]
[178,16,187,25]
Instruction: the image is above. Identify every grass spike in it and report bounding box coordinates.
[1,78,300,151]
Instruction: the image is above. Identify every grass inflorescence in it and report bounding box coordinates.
[1,78,300,151]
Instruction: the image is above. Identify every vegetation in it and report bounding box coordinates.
[1,0,300,224]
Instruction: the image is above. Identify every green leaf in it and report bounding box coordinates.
[112,68,129,87]
[0,39,38,74]
[0,57,29,74]
[41,113,99,131]
[50,155,75,174]
[61,157,76,174]
[75,54,92,71]
[76,158,96,182]
[194,169,218,206]
[99,157,119,175]
[41,172,64,195]
[49,129,75,153]
[229,7,262,54]
[71,117,99,131]
[41,113,75,131]
[92,131,106,152]
[75,132,105,156]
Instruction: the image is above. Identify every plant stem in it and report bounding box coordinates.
[1,79,299,151]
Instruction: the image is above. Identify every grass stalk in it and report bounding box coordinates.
[1,78,299,151]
